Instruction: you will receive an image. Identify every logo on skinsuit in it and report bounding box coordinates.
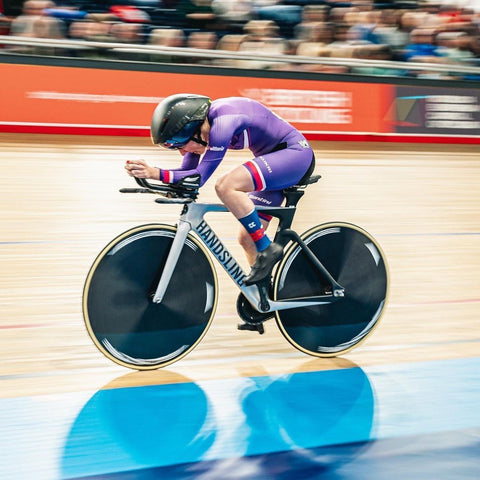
[259,156,272,173]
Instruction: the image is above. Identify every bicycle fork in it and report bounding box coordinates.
[152,219,191,303]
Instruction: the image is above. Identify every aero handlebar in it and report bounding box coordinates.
[119,176,199,202]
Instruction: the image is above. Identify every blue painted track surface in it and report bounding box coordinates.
[1,357,479,479]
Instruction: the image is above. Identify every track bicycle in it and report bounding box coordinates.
[83,174,388,370]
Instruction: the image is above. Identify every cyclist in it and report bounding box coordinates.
[125,94,315,285]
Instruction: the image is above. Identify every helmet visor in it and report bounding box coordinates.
[160,121,201,150]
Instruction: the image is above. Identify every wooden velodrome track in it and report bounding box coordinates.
[1,133,479,479]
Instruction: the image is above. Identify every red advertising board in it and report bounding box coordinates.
[0,63,393,138]
[2,62,479,143]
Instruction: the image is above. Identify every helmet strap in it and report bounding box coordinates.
[191,134,207,147]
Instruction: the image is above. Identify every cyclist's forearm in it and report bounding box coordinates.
[180,152,200,169]
[160,158,221,186]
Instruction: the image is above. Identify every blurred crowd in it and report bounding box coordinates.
[1,0,480,78]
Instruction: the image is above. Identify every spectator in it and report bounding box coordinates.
[402,27,443,61]
[373,9,410,58]
[148,27,185,62]
[3,0,479,80]
[31,12,67,54]
[302,4,329,23]
[149,27,185,47]
[216,33,248,53]
[326,20,377,59]
[110,21,144,43]
[187,30,217,49]
[68,19,92,40]
[67,19,119,59]
[436,30,476,64]
[255,2,303,38]
[294,21,335,44]
[211,0,253,29]
[435,30,478,77]
[8,0,69,54]
[399,9,430,33]
[184,30,218,63]
[351,44,406,76]
[234,19,287,69]
[329,22,352,46]
[110,21,149,60]
[9,0,54,40]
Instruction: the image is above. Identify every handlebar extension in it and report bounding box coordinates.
[119,176,199,200]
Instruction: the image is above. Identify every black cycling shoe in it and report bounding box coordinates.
[244,243,283,286]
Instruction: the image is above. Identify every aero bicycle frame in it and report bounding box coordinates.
[127,178,344,314]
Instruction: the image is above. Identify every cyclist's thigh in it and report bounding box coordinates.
[244,145,313,191]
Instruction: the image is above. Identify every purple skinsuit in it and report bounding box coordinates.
[164,97,314,210]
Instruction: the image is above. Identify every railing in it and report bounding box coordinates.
[2,34,480,78]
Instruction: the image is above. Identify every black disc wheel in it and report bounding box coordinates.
[83,224,218,369]
[273,222,388,357]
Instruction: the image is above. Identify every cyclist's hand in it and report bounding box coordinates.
[125,159,160,180]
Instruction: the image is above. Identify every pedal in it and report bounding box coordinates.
[237,322,265,335]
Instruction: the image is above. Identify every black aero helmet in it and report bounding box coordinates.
[151,93,211,149]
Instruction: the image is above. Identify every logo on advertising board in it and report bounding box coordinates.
[240,88,352,125]
[388,86,480,136]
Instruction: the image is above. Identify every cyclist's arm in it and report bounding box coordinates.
[179,153,201,170]
[159,150,226,186]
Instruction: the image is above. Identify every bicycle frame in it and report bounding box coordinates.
[83,176,386,368]
[152,201,344,313]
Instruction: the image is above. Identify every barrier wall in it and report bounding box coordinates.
[1,56,480,143]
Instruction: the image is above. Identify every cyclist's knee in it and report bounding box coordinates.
[214,174,229,199]
[215,167,254,200]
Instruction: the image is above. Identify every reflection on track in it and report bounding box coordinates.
[1,358,478,479]
[62,362,374,479]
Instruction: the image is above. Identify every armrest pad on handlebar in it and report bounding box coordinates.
[174,174,201,189]
[119,188,154,193]
[155,197,193,204]
[134,177,165,191]
[132,177,199,200]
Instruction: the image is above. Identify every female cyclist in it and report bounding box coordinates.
[125,94,315,285]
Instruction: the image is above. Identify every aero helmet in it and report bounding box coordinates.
[150,93,211,149]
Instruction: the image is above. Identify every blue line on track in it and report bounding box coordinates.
[68,427,480,480]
